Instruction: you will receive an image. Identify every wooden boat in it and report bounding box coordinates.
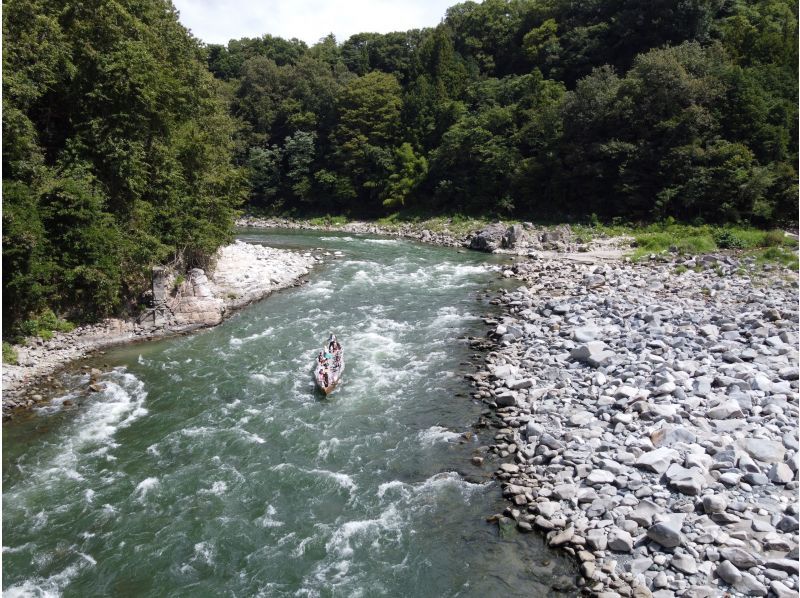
[313,344,344,395]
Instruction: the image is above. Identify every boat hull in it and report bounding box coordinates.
[313,354,344,395]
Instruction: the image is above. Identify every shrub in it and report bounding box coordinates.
[763,229,785,247]
[2,342,18,365]
[714,229,745,249]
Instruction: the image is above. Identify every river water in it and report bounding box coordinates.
[3,229,575,597]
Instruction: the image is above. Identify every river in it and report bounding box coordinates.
[2,229,576,597]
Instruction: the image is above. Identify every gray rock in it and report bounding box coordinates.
[719,547,759,569]
[767,462,794,484]
[495,391,517,407]
[734,571,768,596]
[741,438,785,464]
[701,494,727,514]
[570,342,615,367]
[469,222,507,252]
[765,559,800,574]
[707,399,744,419]
[776,515,799,532]
[608,528,634,552]
[671,553,698,575]
[647,520,682,548]
[665,463,706,495]
[635,447,679,474]
[587,469,616,485]
[770,580,796,598]
[716,560,743,584]
[742,472,769,486]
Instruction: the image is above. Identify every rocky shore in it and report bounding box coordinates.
[2,240,317,417]
[470,253,799,597]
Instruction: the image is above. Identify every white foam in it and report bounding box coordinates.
[255,504,284,528]
[229,327,274,347]
[199,481,227,496]
[240,430,266,444]
[3,562,81,598]
[363,239,398,245]
[417,426,461,446]
[319,236,354,242]
[134,477,159,501]
[192,541,215,566]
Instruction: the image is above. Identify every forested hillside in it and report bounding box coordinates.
[2,0,797,335]
[2,0,244,333]
[211,0,797,223]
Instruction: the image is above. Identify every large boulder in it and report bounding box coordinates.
[469,222,507,252]
[502,224,528,249]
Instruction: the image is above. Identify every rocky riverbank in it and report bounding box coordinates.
[236,216,626,258]
[2,240,317,417]
[471,253,799,597]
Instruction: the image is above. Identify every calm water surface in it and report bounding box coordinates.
[3,229,576,597]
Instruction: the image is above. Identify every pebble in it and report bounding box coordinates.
[473,242,798,597]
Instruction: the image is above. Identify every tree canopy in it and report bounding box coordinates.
[3,0,797,332]
[212,0,796,225]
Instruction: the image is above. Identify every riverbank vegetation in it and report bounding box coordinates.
[3,0,797,336]
[216,0,797,226]
[3,0,245,336]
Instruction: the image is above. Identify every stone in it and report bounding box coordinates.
[630,500,662,527]
[770,581,796,598]
[469,222,507,252]
[765,559,799,574]
[734,571,768,596]
[607,528,634,552]
[719,547,759,569]
[707,400,744,419]
[671,553,698,575]
[587,469,616,485]
[767,463,794,484]
[570,342,615,367]
[701,494,727,514]
[665,463,706,495]
[495,391,517,407]
[647,521,682,548]
[506,378,534,390]
[549,526,574,547]
[716,560,743,584]
[741,438,785,463]
[586,528,608,551]
[635,447,679,474]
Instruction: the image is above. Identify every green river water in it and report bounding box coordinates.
[3,229,575,597]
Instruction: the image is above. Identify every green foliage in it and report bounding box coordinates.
[3,0,243,332]
[714,229,747,249]
[2,342,18,365]
[18,309,74,340]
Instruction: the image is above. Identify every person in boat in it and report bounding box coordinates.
[328,336,341,354]
[320,367,330,387]
[317,351,327,366]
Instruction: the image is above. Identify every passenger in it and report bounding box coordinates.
[322,369,329,387]
[317,351,326,365]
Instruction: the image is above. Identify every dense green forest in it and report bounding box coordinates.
[3,0,798,334]
[211,0,797,223]
[3,0,244,333]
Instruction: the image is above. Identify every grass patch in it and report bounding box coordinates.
[307,214,349,227]
[3,341,18,365]
[19,309,75,340]
[574,220,798,266]
[753,246,799,270]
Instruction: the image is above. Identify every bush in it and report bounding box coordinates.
[2,342,18,365]
[17,309,75,339]
[763,229,785,247]
[714,229,746,249]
